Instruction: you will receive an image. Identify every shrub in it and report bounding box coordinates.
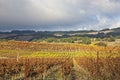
[95,42,107,47]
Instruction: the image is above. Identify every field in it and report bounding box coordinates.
[0,40,120,80]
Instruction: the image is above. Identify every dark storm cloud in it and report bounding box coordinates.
[0,0,120,31]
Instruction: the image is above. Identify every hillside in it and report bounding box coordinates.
[0,27,120,41]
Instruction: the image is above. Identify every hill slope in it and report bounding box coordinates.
[0,27,120,41]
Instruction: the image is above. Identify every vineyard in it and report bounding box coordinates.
[0,40,120,80]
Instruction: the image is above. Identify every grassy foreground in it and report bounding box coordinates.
[0,40,120,80]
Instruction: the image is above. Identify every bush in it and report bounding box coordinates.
[95,42,107,47]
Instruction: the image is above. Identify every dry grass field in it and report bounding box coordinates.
[0,40,120,80]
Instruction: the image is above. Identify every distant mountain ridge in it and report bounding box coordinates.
[0,27,120,41]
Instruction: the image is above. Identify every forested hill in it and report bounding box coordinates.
[0,27,120,41]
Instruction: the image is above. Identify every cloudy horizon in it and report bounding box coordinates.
[0,0,120,31]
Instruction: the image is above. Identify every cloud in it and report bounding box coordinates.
[0,0,120,31]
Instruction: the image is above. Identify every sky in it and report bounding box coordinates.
[0,0,120,31]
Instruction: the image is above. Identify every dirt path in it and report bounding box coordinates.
[72,58,92,80]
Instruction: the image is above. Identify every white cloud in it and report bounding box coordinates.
[0,0,120,31]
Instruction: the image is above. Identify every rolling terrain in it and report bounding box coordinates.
[0,27,120,41]
[0,27,120,80]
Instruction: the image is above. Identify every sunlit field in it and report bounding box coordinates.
[0,40,120,80]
